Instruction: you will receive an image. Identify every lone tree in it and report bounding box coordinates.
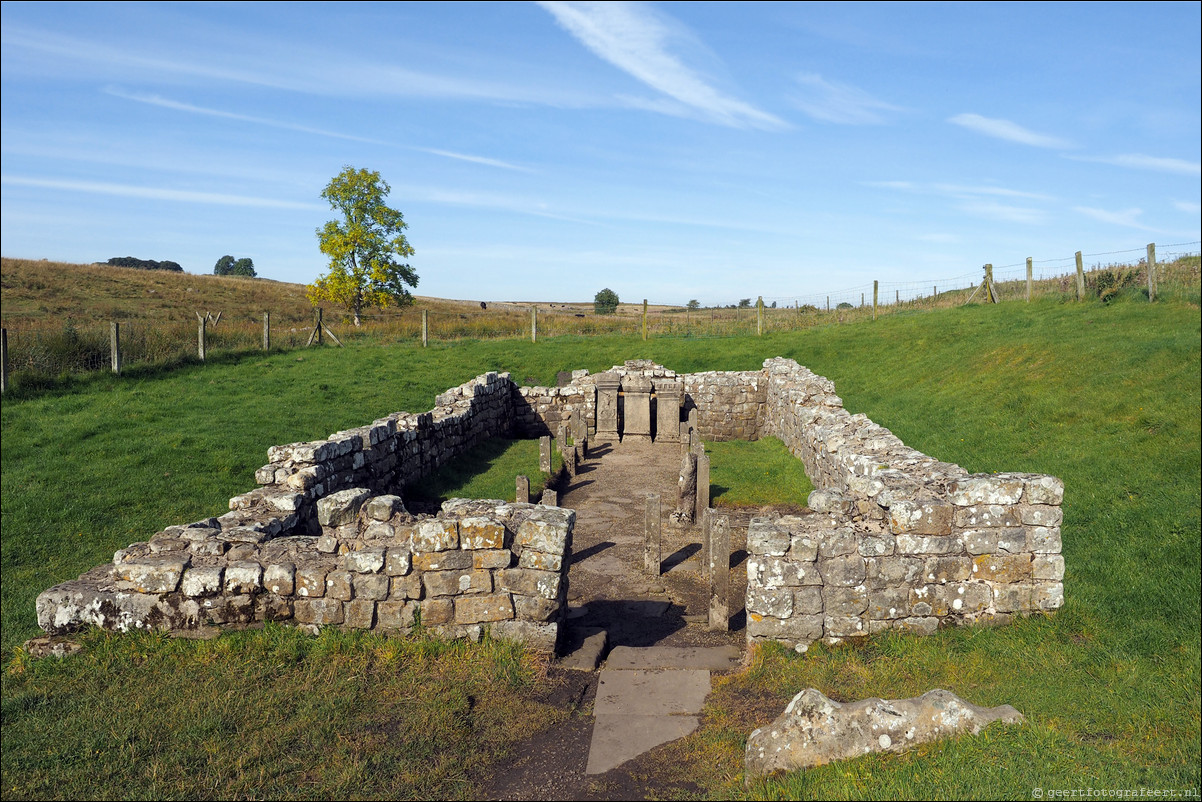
[686,299,700,310]
[308,166,417,326]
[594,288,620,315]
[214,255,256,277]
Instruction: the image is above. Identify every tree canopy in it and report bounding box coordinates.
[102,256,182,272]
[686,299,700,310]
[214,255,256,277]
[594,288,620,315]
[308,166,417,325]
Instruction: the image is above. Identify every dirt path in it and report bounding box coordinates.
[480,438,751,800]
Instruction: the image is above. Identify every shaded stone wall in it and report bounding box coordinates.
[512,376,597,439]
[747,357,1064,651]
[681,370,765,441]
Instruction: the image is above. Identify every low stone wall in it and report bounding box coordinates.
[746,357,1064,650]
[681,370,764,441]
[37,493,573,652]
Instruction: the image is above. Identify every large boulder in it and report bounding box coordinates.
[746,688,1023,778]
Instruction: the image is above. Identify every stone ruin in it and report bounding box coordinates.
[36,358,1064,654]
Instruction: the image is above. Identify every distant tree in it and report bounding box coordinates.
[770,300,777,309]
[686,299,700,310]
[308,166,417,326]
[103,256,182,272]
[738,298,752,308]
[214,255,235,275]
[594,288,620,315]
[837,302,854,310]
[232,258,256,277]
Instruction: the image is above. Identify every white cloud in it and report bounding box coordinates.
[1175,200,1202,214]
[958,201,1045,224]
[538,1,785,129]
[948,113,1072,149]
[1074,206,1155,230]
[790,74,902,124]
[1,175,321,210]
[414,149,534,173]
[1081,153,1202,177]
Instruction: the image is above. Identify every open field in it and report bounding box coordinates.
[2,293,1198,799]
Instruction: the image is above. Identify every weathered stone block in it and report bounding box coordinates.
[413,520,458,552]
[413,550,473,572]
[890,500,954,535]
[894,534,960,556]
[824,586,868,617]
[113,558,188,593]
[352,573,390,601]
[295,566,327,598]
[858,536,894,557]
[1032,555,1065,581]
[963,529,999,554]
[818,555,866,587]
[518,550,562,572]
[824,615,867,639]
[513,594,560,622]
[455,593,515,624]
[489,620,559,652]
[365,494,406,521]
[424,569,492,597]
[256,594,293,622]
[344,599,376,629]
[418,598,454,625]
[954,505,1021,529]
[939,582,991,615]
[1019,505,1062,527]
[224,562,262,595]
[971,554,1032,583]
[748,556,821,588]
[867,587,910,620]
[748,518,790,556]
[316,487,371,527]
[325,570,354,601]
[789,535,819,562]
[997,529,1027,554]
[181,566,223,597]
[807,489,852,514]
[1028,526,1062,554]
[497,568,561,600]
[993,583,1033,613]
[460,518,506,550]
[390,573,423,600]
[747,587,794,618]
[948,475,1025,506]
[344,548,385,574]
[923,556,971,584]
[385,547,412,576]
[263,563,295,596]
[747,614,824,645]
[473,549,512,570]
[896,617,940,635]
[293,598,345,626]
[817,529,858,558]
[1034,582,1064,610]
[793,587,823,615]
[1023,475,1064,505]
[377,600,417,630]
[516,512,573,555]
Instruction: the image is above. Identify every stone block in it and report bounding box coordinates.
[789,535,819,562]
[824,587,868,617]
[455,594,515,624]
[390,573,423,600]
[385,547,412,576]
[994,583,1034,613]
[1028,526,1062,554]
[1034,582,1064,610]
[1023,475,1064,505]
[204,595,255,625]
[489,620,559,653]
[923,556,971,584]
[939,582,991,615]
[460,518,506,550]
[516,511,574,555]
[963,529,1000,554]
[295,566,328,598]
[498,568,562,600]
[344,599,376,629]
[316,487,371,527]
[818,529,859,558]
[352,573,390,600]
[747,519,790,556]
[867,587,910,620]
[972,554,1032,583]
[377,600,417,630]
[948,475,1025,506]
[418,598,454,625]
[818,555,866,587]
[746,614,824,645]
[180,566,223,597]
[513,594,560,622]
[954,505,1021,529]
[889,500,954,535]
[365,494,406,521]
[325,570,354,600]
[344,548,385,574]
[896,617,939,636]
[256,594,293,622]
[413,520,459,552]
[859,536,894,557]
[997,529,1027,554]
[747,587,794,618]
[424,569,492,597]
[518,550,562,572]
[793,587,824,615]
[747,556,821,588]
[1032,555,1065,581]
[224,562,262,595]
[113,558,189,593]
[824,615,867,639]
[294,598,345,626]
[894,534,960,556]
[473,549,513,570]
[414,550,473,572]
[263,563,295,596]
[1019,505,1063,527]
[807,489,853,514]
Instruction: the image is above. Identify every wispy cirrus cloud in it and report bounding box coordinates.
[789,74,902,124]
[1074,206,1156,231]
[538,1,785,129]
[1,175,321,209]
[948,113,1072,149]
[1074,153,1201,177]
[865,179,1049,224]
[1175,200,1202,214]
[413,149,534,173]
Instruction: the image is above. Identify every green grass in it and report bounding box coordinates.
[705,436,814,508]
[2,294,1199,799]
[405,437,558,506]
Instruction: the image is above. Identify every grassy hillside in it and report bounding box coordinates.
[1,291,1199,798]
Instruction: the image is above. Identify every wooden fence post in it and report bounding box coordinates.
[1026,258,1033,302]
[262,312,270,350]
[644,493,661,576]
[1076,251,1085,301]
[1147,242,1157,302]
[530,306,537,343]
[984,264,997,303]
[197,316,206,361]
[422,309,429,347]
[110,322,121,374]
[872,281,878,320]
[1,328,8,393]
[756,296,763,336]
[642,299,648,341]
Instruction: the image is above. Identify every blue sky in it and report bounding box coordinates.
[2,1,1199,306]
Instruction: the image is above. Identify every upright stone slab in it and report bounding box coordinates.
[645,494,661,576]
[654,379,681,443]
[676,452,697,523]
[709,513,730,631]
[695,453,711,523]
[539,435,552,473]
[516,475,530,504]
[622,376,653,443]
[570,409,588,455]
[595,372,621,440]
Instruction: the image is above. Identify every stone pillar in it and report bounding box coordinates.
[516,475,529,504]
[621,375,653,443]
[695,453,710,523]
[708,513,730,631]
[644,493,661,576]
[595,372,621,440]
[558,424,576,479]
[539,435,552,473]
[541,489,558,506]
[676,451,697,523]
[653,379,681,443]
[570,409,588,458]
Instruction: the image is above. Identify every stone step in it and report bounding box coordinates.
[604,644,741,672]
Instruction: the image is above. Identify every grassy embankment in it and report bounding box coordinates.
[1,291,1198,799]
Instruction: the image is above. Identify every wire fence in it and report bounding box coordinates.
[2,241,1198,391]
